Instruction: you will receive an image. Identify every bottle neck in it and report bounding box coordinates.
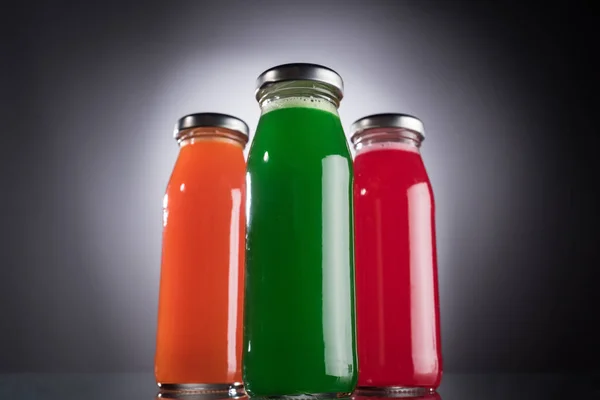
[177,127,248,149]
[257,80,341,116]
[352,128,423,154]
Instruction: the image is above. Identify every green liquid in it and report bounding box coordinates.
[244,100,358,397]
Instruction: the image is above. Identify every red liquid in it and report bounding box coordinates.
[353,142,442,389]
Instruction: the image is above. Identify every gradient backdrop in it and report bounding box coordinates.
[1,0,597,373]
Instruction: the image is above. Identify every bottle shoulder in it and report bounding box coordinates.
[250,106,350,161]
[247,146,352,171]
[354,150,432,197]
[248,132,352,168]
[166,147,246,195]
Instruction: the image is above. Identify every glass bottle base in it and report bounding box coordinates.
[355,386,435,397]
[250,392,352,400]
[157,382,245,398]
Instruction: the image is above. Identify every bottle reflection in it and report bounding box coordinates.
[155,392,440,400]
[353,391,440,400]
[156,393,249,400]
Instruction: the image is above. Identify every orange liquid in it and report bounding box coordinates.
[155,136,246,385]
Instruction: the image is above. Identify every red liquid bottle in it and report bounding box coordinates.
[351,114,442,395]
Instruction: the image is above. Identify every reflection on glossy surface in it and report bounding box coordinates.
[155,134,247,385]
[156,393,248,400]
[156,383,245,399]
[353,392,440,400]
[0,373,597,400]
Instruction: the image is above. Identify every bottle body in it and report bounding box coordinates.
[244,97,358,397]
[155,135,246,391]
[353,141,442,390]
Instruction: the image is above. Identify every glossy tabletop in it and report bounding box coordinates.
[0,373,598,400]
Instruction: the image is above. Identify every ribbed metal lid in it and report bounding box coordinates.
[174,113,249,141]
[350,113,425,144]
[255,63,344,100]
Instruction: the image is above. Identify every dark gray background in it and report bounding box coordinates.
[1,0,597,373]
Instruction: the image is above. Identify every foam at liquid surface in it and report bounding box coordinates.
[261,96,339,116]
[355,141,420,156]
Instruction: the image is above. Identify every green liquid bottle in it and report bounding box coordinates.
[244,64,358,398]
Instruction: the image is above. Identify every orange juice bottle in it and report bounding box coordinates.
[155,113,248,396]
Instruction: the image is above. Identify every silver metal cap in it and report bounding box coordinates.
[255,63,344,100]
[350,113,425,142]
[174,113,249,141]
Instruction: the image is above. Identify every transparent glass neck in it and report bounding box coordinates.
[352,128,424,152]
[256,80,342,115]
[177,127,248,149]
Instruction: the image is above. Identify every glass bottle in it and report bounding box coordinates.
[351,114,443,395]
[155,113,249,396]
[244,63,358,398]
